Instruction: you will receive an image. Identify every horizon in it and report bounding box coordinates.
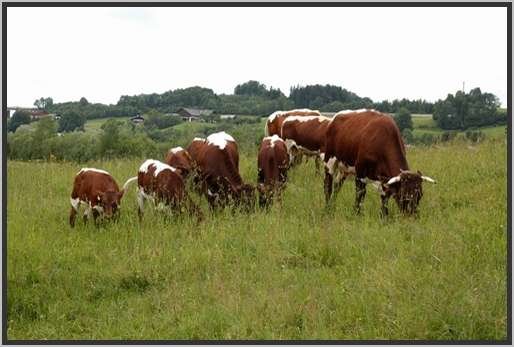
[7,7,508,108]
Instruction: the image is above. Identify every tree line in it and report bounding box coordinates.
[8,81,505,134]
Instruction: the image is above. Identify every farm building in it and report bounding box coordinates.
[6,107,51,120]
[220,114,236,120]
[176,107,215,122]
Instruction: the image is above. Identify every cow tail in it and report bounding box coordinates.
[122,176,138,192]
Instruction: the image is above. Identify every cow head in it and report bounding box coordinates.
[385,170,436,215]
[98,190,124,218]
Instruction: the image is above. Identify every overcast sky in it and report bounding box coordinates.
[7,6,508,107]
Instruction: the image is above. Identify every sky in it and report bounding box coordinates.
[7,6,508,107]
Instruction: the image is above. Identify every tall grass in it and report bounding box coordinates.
[6,139,507,340]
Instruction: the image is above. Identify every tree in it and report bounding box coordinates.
[58,111,87,132]
[79,97,89,106]
[34,97,53,110]
[8,110,32,132]
[402,128,413,144]
[394,107,413,132]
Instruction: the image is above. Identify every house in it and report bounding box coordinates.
[130,114,144,124]
[6,107,50,120]
[176,107,215,122]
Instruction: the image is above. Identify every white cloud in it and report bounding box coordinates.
[7,6,507,107]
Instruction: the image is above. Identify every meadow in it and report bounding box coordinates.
[6,135,508,340]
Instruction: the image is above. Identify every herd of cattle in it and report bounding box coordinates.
[69,108,436,227]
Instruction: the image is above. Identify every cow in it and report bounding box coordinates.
[280,114,331,169]
[265,108,321,137]
[69,168,132,227]
[192,131,255,211]
[124,159,202,222]
[323,109,436,216]
[164,146,194,179]
[257,135,289,208]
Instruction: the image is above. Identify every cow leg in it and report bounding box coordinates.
[83,204,92,225]
[137,189,145,221]
[324,169,334,205]
[69,197,80,227]
[69,207,77,227]
[354,178,367,214]
[315,156,321,174]
[380,193,391,217]
[92,209,100,227]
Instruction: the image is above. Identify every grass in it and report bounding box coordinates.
[6,137,508,340]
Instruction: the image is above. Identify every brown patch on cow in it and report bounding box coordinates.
[265,109,321,137]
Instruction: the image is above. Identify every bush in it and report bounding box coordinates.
[8,110,32,133]
[58,111,87,132]
[465,130,485,143]
[402,128,414,144]
[394,107,413,132]
[440,131,458,142]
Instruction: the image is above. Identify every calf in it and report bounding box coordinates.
[193,131,255,211]
[323,109,435,216]
[164,146,194,178]
[257,135,289,207]
[69,168,131,227]
[125,159,201,221]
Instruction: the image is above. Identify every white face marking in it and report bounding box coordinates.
[282,115,330,124]
[263,134,284,148]
[78,168,110,176]
[70,197,80,210]
[139,159,176,176]
[170,146,184,154]
[207,131,235,150]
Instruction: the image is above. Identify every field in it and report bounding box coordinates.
[6,137,508,340]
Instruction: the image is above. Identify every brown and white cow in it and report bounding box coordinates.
[280,114,331,169]
[124,159,201,221]
[257,135,289,208]
[323,109,435,216]
[69,168,131,227]
[192,131,255,211]
[265,108,321,137]
[164,146,194,179]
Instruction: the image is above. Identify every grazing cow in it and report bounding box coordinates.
[193,131,255,210]
[257,135,290,207]
[124,159,202,221]
[265,108,321,137]
[69,168,131,227]
[323,109,435,215]
[280,114,331,168]
[164,146,194,178]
